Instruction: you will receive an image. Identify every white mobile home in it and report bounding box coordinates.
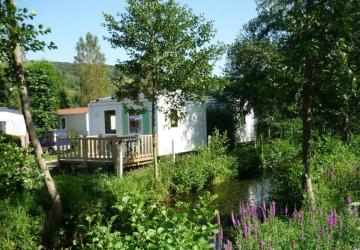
[57,107,89,136]
[235,110,256,143]
[87,97,207,156]
[0,107,29,147]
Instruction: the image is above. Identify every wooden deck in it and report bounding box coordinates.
[57,135,154,170]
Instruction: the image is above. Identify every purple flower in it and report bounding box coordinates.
[250,205,257,218]
[213,227,223,250]
[260,240,265,250]
[310,206,315,224]
[224,239,233,250]
[216,213,221,225]
[291,208,298,220]
[326,234,330,242]
[239,203,245,217]
[270,201,276,216]
[346,194,352,208]
[231,211,239,228]
[243,221,251,239]
[254,221,258,240]
[338,221,343,233]
[300,212,304,222]
[327,210,337,231]
[317,225,324,241]
[262,201,267,222]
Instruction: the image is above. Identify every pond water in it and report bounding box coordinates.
[183,173,300,226]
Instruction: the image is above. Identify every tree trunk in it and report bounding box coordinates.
[12,43,63,226]
[341,112,350,142]
[302,63,315,205]
[151,100,159,179]
[300,0,316,206]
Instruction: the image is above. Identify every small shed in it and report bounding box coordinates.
[57,107,89,136]
[0,107,29,147]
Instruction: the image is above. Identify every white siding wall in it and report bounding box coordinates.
[0,109,27,136]
[236,110,256,143]
[157,102,207,156]
[88,102,123,136]
[87,99,207,156]
[60,113,88,136]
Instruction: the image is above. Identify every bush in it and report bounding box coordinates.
[168,130,237,194]
[0,196,43,249]
[234,144,262,178]
[262,136,360,209]
[311,136,360,209]
[0,136,41,196]
[77,192,219,249]
[0,133,22,147]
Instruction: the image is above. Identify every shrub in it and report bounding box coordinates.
[311,136,360,209]
[0,196,43,249]
[77,192,219,249]
[262,136,360,209]
[169,130,237,194]
[233,144,262,178]
[0,136,41,196]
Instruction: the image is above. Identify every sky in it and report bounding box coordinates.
[17,0,258,74]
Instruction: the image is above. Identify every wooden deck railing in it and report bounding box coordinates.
[57,135,154,168]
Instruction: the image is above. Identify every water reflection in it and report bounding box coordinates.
[209,176,272,215]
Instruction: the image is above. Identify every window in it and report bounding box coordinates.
[129,114,142,134]
[105,110,116,134]
[60,117,66,130]
[0,121,5,133]
[169,109,178,128]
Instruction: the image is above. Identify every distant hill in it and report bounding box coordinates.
[51,62,115,107]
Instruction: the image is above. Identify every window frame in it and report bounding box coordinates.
[128,114,143,135]
[60,117,66,130]
[104,110,117,134]
[169,109,178,128]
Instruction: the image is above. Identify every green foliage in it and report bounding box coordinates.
[231,203,360,249]
[77,192,218,249]
[168,130,237,194]
[207,106,234,141]
[0,1,56,61]
[234,144,262,178]
[0,196,43,250]
[24,60,61,132]
[264,139,300,169]
[104,0,222,114]
[0,136,41,196]
[263,136,360,209]
[51,62,115,107]
[311,136,360,209]
[74,32,112,105]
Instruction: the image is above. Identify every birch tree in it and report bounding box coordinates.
[0,0,62,226]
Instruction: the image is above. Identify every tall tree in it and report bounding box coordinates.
[0,0,62,232]
[25,60,61,132]
[228,0,360,204]
[74,32,110,106]
[104,0,221,179]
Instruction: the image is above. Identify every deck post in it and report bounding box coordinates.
[116,142,123,177]
[57,137,60,168]
[172,139,175,163]
[84,137,88,168]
